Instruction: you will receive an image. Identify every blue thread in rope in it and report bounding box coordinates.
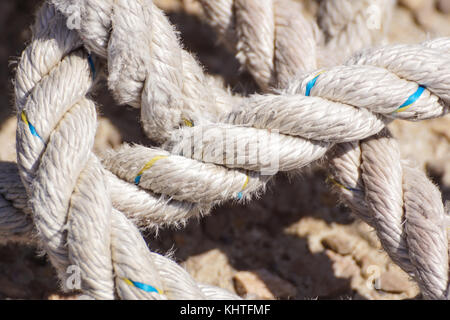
[124,278,161,294]
[88,54,96,80]
[134,175,142,185]
[305,72,324,96]
[395,85,426,113]
[21,111,45,143]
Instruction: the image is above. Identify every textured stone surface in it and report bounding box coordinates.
[396,0,450,36]
[233,271,276,300]
[285,218,419,299]
[321,233,356,255]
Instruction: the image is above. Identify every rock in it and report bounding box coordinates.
[388,6,427,44]
[233,271,275,300]
[94,117,122,153]
[390,117,450,186]
[326,251,359,279]
[354,221,381,249]
[0,117,17,162]
[154,0,182,11]
[48,294,80,300]
[398,0,428,11]
[379,269,415,294]
[359,255,383,278]
[412,1,450,33]
[183,249,236,293]
[182,0,203,16]
[321,233,355,255]
[233,269,297,300]
[437,0,450,14]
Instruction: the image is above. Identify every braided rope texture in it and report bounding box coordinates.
[0,0,448,299]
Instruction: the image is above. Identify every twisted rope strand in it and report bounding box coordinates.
[13,2,241,300]
[0,0,449,299]
[199,0,321,88]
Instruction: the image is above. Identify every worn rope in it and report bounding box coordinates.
[0,0,449,299]
[197,0,450,299]
[12,2,241,300]
[198,0,395,88]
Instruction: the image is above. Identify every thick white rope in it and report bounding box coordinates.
[12,2,241,300]
[198,0,395,88]
[316,0,395,66]
[0,0,449,299]
[196,0,450,299]
[199,0,320,89]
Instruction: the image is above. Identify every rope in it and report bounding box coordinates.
[197,0,450,299]
[198,0,395,88]
[0,0,448,299]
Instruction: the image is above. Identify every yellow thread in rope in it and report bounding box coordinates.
[134,155,169,185]
[394,85,426,113]
[182,117,193,127]
[122,277,163,294]
[237,175,249,200]
[21,111,28,125]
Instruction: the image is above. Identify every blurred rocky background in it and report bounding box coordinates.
[0,0,449,300]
